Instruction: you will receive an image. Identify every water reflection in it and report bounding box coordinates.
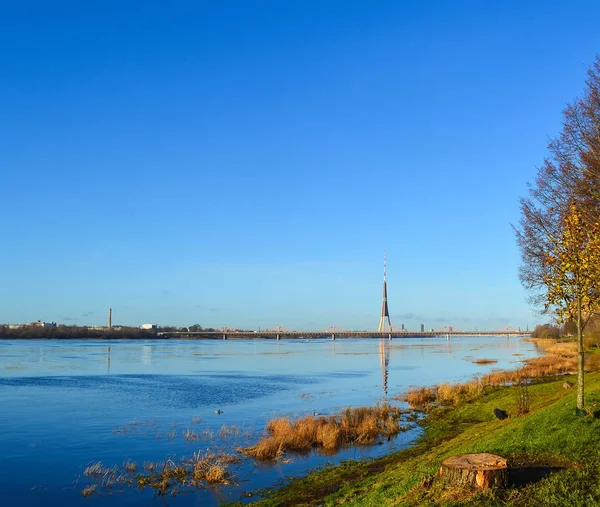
[141,345,152,365]
[379,339,390,397]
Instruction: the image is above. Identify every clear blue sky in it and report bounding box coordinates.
[2,1,599,331]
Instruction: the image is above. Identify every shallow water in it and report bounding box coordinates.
[0,337,537,506]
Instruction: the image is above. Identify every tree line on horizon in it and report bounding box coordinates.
[0,323,221,339]
[517,55,600,410]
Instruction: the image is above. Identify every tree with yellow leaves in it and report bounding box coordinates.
[543,203,600,409]
[517,56,600,410]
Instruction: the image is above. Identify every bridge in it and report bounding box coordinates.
[160,258,531,341]
[159,325,529,340]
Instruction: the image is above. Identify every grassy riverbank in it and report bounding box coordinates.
[238,341,600,506]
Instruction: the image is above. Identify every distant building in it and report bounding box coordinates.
[32,320,57,327]
[401,324,405,331]
[140,324,157,330]
[420,324,425,332]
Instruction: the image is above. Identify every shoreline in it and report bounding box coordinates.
[234,336,600,506]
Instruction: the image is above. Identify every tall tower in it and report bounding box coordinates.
[378,251,393,332]
[108,308,112,329]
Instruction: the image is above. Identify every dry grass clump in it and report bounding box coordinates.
[586,353,600,371]
[189,451,239,485]
[123,460,137,473]
[217,424,242,438]
[83,451,240,498]
[398,379,485,411]
[544,342,578,358]
[183,428,199,441]
[399,345,578,413]
[400,387,437,410]
[143,461,159,472]
[240,405,403,461]
[81,484,97,497]
[437,379,485,406]
[482,349,577,387]
[83,461,122,490]
[397,338,583,416]
[523,337,558,348]
[437,383,464,406]
[84,461,107,477]
[472,358,498,365]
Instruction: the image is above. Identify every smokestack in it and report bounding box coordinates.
[108,308,112,328]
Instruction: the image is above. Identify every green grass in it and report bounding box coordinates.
[236,372,600,507]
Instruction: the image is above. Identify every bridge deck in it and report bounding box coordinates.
[159,331,530,339]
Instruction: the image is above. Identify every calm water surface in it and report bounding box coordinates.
[0,337,538,506]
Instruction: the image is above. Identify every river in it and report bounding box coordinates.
[0,336,538,506]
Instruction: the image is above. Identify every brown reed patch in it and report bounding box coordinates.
[189,451,239,485]
[183,428,199,441]
[398,387,438,410]
[123,460,137,473]
[544,342,578,358]
[482,354,576,386]
[91,451,241,497]
[585,353,600,371]
[84,461,106,477]
[143,461,159,472]
[523,337,558,348]
[217,424,242,438]
[436,379,485,406]
[240,405,403,461]
[81,484,97,497]
[472,358,498,365]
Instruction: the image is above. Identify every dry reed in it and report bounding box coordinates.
[86,451,240,497]
[217,424,242,438]
[472,358,498,365]
[189,451,239,485]
[84,461,107,477]
[240,405,403,461]
[81,484,97,497]
[586,354,600,371]
[123,460,137,473]
[183,428,199,441]
[400,387,437,409]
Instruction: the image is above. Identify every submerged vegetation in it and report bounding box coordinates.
[240,405,406,461]
[472,358,498,365]
[81,407,410,497]
[81,451,240,497]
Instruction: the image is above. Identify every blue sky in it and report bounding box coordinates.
[1,1,599,331]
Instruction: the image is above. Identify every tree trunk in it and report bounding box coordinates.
[577,295,584,410]
[439,453,508,489]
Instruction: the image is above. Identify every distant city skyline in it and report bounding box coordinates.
[2,2,600,330]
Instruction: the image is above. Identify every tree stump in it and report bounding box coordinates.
[439,453,508,489]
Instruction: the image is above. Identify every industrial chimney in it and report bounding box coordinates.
[108,308,112,329]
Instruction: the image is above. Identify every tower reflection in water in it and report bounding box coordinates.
[379,339,390,398]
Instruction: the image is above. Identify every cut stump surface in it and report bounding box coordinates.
[439,453,508,489]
